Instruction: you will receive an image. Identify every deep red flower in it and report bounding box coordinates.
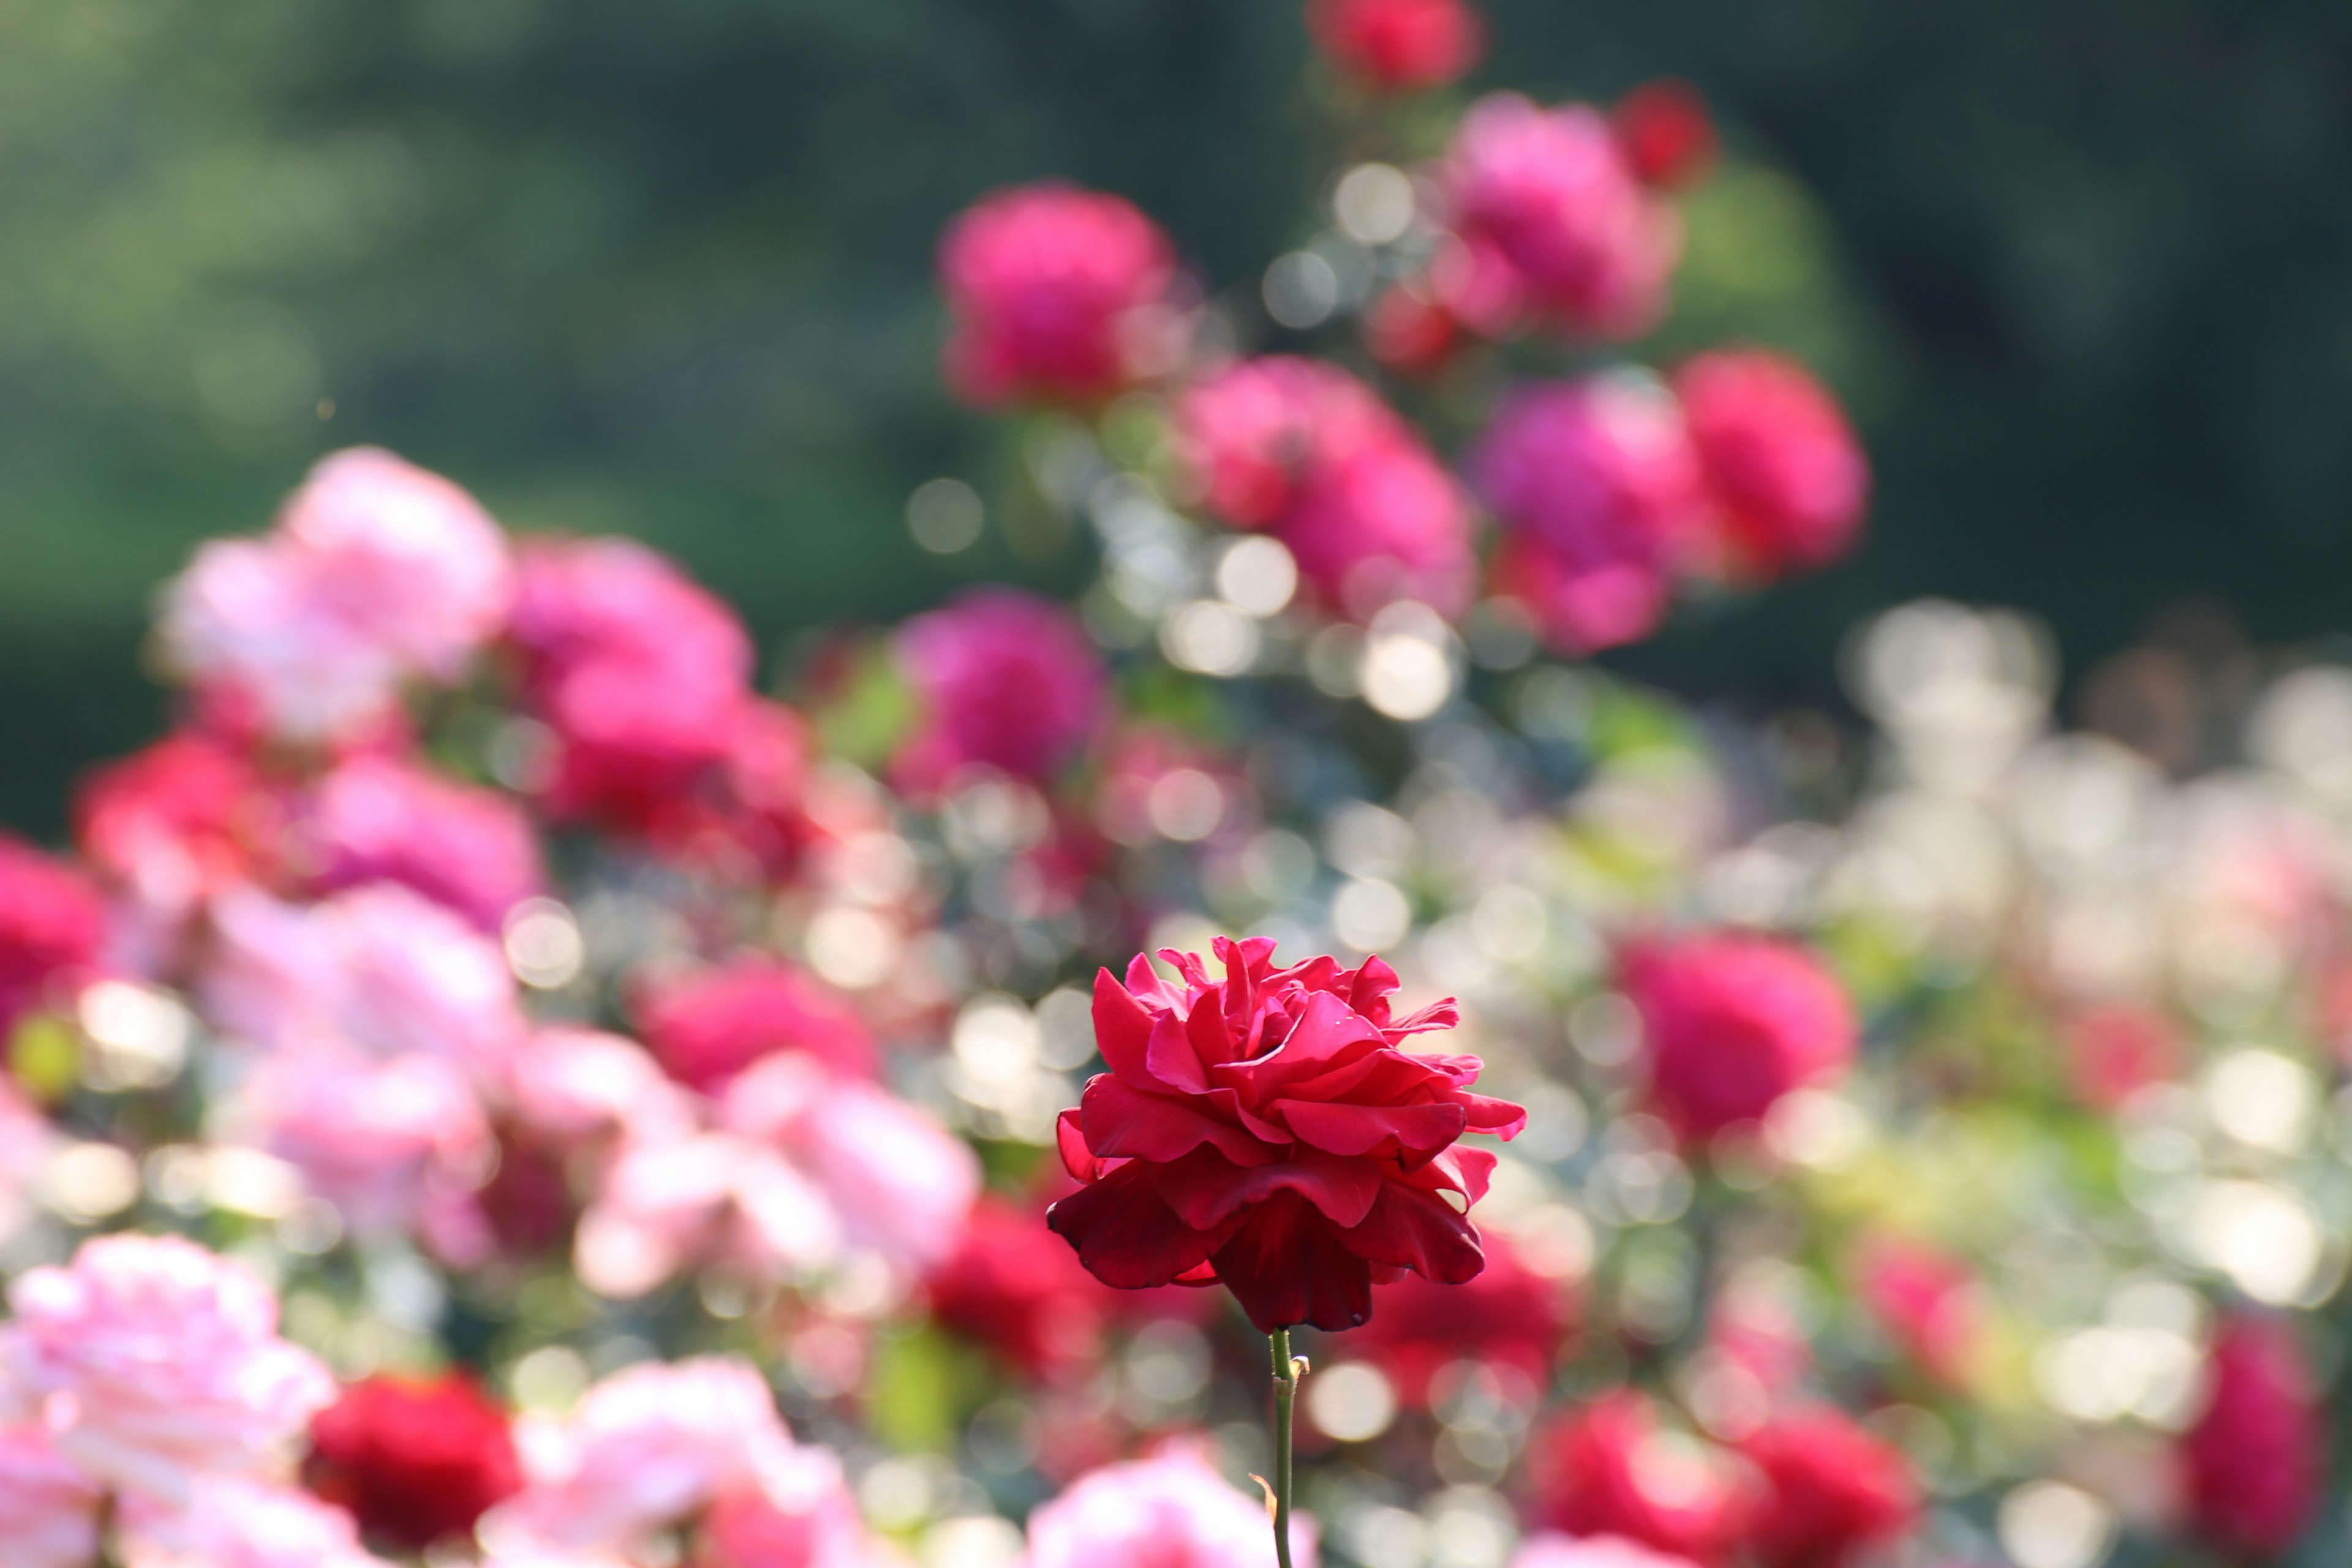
[1621,932,1856,1145]
[306,1371,522,1550]
[1612,80,1719,190]
[2182,1313,2325,1561]
[631,956,875,1093]
[1675,351,1869,576]
[1346,1232,1575,1406]
[1306,0,1485,94]
[927,1194,1121,1380]
[1047,937,1524,1333]
[0,835,106,1036]
[1526,1389,1744,1564]
[1738,1407,1917,1568]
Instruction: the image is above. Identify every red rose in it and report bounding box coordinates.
[631,955,875,1092]
[1738,1406,1917,1568]
[1307,0,1486,94]
[927,1194,1121,1380]
[74,731,275,918]
[1527,1389,1744,1564]
[1675,350,1869,577]
[0,834,107,1036]
[2182,1313,2325,1561]
[1621,932,1856,1145]
[306,1371,522,1550]
[1346,1231,1575,1405]
[1047,937,1524,1332]
[1612,79,1719,190]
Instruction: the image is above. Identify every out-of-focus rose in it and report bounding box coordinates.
[1621,932,1857,1145]
[1853,1236,1982,1387]
[647,699,821,883]
[306,1371,522,1550]
[490,1358,789,1553]
[0,1425,102,1568]
[1471,375,1707,653]
[632,957,875,1093]
[1347,1232,1574,1405]
[925,1194,1119,1379]
[2180,1313,2324,1561]
[504,1027,692,1147]
[1179,356,1477,617]
[1,1234,334,1502]
[75,733,276,925]
[203,883,525,1079]
[508,537,755,831]
[121,1476,391,1568]
[1364,284,1461,376]
[1526,1391,1744,1564]
[1674,352,1868,576]
[159,450,512,744]
[937,183,1177,407]
[241,1050,492,1238]
[1026,1447,1316,1568]
[891,589,1109,795]
[1511,1535,1704,1568]
[1047,937,1524,1332]
[1306,0,1484,93]
[2062,1003,2181,1112]
[0,834,105,1036]
[696,1443,878,1568]
[1433,94,1683,341]
[1737,1408,1917,1568]
[1610,80,1717,190]
[303,755,542,931]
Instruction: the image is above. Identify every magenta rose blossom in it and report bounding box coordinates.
[304,753,544,932]
[631,956,876,1092]
[1047,937,1525,1332]
[937,181,1178,407]
[1472,374,1708,653]
[1306,0,1484,94]
[0,833,107,1037]
[1738,1407,1917,1568]
[891,587,1109,794]
[1027,1448,1316,1568]
[2182,1313,2324,1561]
[1433,94,1683,341]
[1674,351,1869,576]
[1,1234,334,1503]
[1621,932,1858,1145]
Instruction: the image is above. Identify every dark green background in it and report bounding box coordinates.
[3,0,2348,834]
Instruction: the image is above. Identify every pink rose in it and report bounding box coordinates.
[491,1358,791,1553]
[508,537,755,831]
[504,1027,693,1147]
[2182,1313,2325,1561]
[937,183,1178,407]
[1512,1537,1703,1568]
[1471,374,1707,654]
[0,1425,102,1568]
[1306,0,1484,94]
[1526,1391,1743,1564]
[1853,1236,1981,1387]
[631,957,876,1093]
[892,589,1109,794]
[1433,95,1683,340]
[120,1476,391,1568]
[239,1050,492,1239]
[0,833,106,1036]
[1621,932,1857,1145]
[1673,352,1868,575]
[697,1443,878,1568]
[303,754,543,931]
[1738,1408,1917,1568]
[1,1235,333,1503]
[1026,1448,1316,1568]
[1178,357,1477,616]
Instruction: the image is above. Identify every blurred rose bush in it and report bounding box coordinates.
[0,5,2342,1567]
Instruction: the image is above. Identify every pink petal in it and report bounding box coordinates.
[1275,1098,1469,1164]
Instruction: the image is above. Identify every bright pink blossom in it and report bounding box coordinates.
[1,1234,334,1503]
[1307,0,1484,93]
[0,833,105,1036]
[1854,1236,1981,1387]
[938,183,1177,407]
[1471,375,1708,652]
[303,754,542,930]
[892,589,1109,793]
[1433,95,1683,341]
[633,957,875,1092]
[1738,1408,1917,1568]
[1025,1448,1316,1568]
[1048,937,1524,1332]
[508,537,755,831]
[1348,1232,1574,1406]
[75,733,275,924]
[1674,352,1868,575]
[1526,1392,1743,1565]
[1512,1536,1703,1568]
[2181,1313,2325,1561]
[1622,932,1857,1145]
[0,1425,102,1568]
[121,1476,391,1568]
[695,1444,878,1568]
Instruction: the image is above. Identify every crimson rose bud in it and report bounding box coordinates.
[1048,937,1525,1332]
[306,1371,522,1550]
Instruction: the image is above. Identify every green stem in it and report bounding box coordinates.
[1269,1327,1298,1568]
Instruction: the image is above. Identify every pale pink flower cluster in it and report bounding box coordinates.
[1025,1449,1317,1568]
[160,448,514,744]
[484,1357,884,1567]
[1509,1536,1701,1568]
[302,753,544,932]
[0,1236,353,1565]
